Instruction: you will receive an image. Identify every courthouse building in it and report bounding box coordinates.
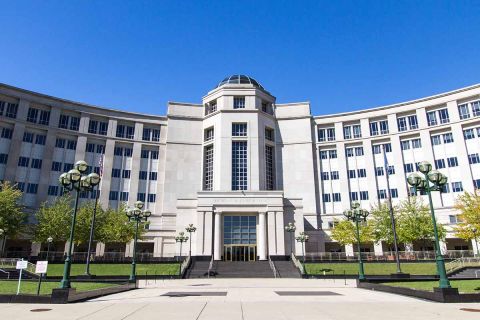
[0,76,479,260]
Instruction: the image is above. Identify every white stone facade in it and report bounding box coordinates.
[0,76,479,258]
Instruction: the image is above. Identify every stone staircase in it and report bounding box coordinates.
[213,261,275,278]
[0,268,38,280]
[185,260,212,278]
[273,260,302,278]
[449,267,480,279]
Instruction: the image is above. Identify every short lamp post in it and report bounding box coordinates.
[46,236,53,261]
[126,201,151,283]
[343,202,369,281]
[285,222,296,255]
[472,228,479,257]
[295,232,309,264]
[58,160,100,289]
[407,160,451,289]
[175,232,189,260]
[185,224,196,257]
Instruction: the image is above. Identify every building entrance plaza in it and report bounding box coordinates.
[2,279,480,319]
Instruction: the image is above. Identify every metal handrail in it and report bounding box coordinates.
[207,256,214,278]
[0,268,10,279]
[180,255,191,277]
[0,258,36,276]
[291,253,305,275]
[268,256,278,278]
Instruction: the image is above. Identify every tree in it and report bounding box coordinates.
[33,195,73,242]
[0,181,26,239]
[330,219,373,246]
[453,190,480,242]
[370,202,399,250]
[397,197,446,250]
[98,204,147,244]
[73,201,108,245]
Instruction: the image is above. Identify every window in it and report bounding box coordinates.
[343,126,352,140]
[369,122,379,136]
[124,148,133,157]
[204,127,214,142]
[148,194,156,203]
[323,194,331,202]
[0,153,8,164]
[431,135,441,145]
[331,171,339,180]
[458,104,470,119]
[26,183,38,194]
[51,161,62,171]
[265,145,275,190]
[111,168,121,178]
[378,189,387,199]
[31,158,42,169]
[357,168,366,178]
[36,110,50,125]
[5,103,18,118]
[348,170,356,178]
[139,171,147,180]
[332,193,341,202]
[404,163,414,173]
[23,132,34,143]
[438,109,450,124]
[35,134,46,145]
[261,102,272,114]
[472,101,480,117]
[388,165,395,175]
[397,117,407,132]
[232,141,248,190]
[443,133,454,143]
[27,107,39,123]
[318,127,335,142]
[120,192,129,201]
[18,157,29,167]
[322,172,329,180]
[426,111,437,126]
[375,167,384,176]
[380,120,389,134]
[137,193,146,202]
[452,182,463,192]
[233,97,245,109]
[116,125,125,138]
[122,170,131,179]
[346,148,354,157]
[109,191,119,201]
[353,125,362,138]
[151,150,159,159]
[265,128,275,142]
[59,115,69,129]
[401,140,410,150]
[63,163,74,171]
[99,122,108,135]
[48,186,59,196]
[449,215,459,224]
[149,172,157,180]
[203,145,214,190]
[390,189,398,198]
[350,192,358,201]
[329,150,337,159]
[355,147,364,156]
[408,115,418,129]
[205,100,217,115]
[344,124,361,139]
[384,143,392,152]
[464,128,475,140]
[152,129,160,142]
[360,191,369,200]
[435,159,446,169]
[232,123,247,136]
[16,182,25,192]
[126,126,134,139]
[447,157,458,167]
[0,101,3,116]
[66,140,76,150]
[88,120,98,134]
[441,184,450,193]
[412,138,422,149]
[142,128,151,141]
[1,128,13,139]
[468,153,480,164]
[372,145,381,154]
[473,179,480,189]
[114,147,123,156]
[96,145,105,154]
[141,150,149,159]
[320,151,328,159]
[55,138,65,148]
[69,117,80,131]
[86,143,95,153]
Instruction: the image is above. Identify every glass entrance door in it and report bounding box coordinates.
[224,245,256,261]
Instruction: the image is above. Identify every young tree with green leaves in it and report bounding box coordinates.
[33,194,73,242]
[99,204,147,244]
[370,202,400,251]
[330,219,374,246]
[453,191,480,249]
[397,197,446,250]
[0,181,26,242]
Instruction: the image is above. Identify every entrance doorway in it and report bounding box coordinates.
[224,245,256,261]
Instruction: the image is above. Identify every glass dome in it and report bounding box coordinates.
[217,75,264,90]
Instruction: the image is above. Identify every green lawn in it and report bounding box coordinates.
[0,280,117,295]
[383,280,480,293]
[45,263,180,276]
[305,262,437,275]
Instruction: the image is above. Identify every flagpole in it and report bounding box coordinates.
[382,144,402,274]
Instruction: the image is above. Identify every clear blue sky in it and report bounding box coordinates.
[1,1,479,116]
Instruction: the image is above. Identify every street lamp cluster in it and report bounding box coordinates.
[407,160,451,289]
[343,202,369,280]
[58,160,100,289]
[285,222,296,255]
[126,201,151,282]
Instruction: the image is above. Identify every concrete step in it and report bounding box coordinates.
[274,261,302,278]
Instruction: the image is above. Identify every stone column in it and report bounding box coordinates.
[153,237,163,257]
[214,211,222,260]
[345,244,354,257]
[95,242,105,257]
[267,211,276,255]
[374,242,384,256]
[258,212,267,260]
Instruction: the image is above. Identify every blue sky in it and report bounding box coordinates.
[1,1,479,116]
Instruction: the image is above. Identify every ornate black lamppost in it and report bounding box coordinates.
[295,231,309,264]
[126,201,151,283]
[46,236,53,261]
[185,224,196,257]
[407,161,450,289]
[58,160,100,289]
[343,202,369,281]
[285,222,296,255]
[175,232,188,260]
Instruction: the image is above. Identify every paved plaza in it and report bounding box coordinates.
[1,279,480,319]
